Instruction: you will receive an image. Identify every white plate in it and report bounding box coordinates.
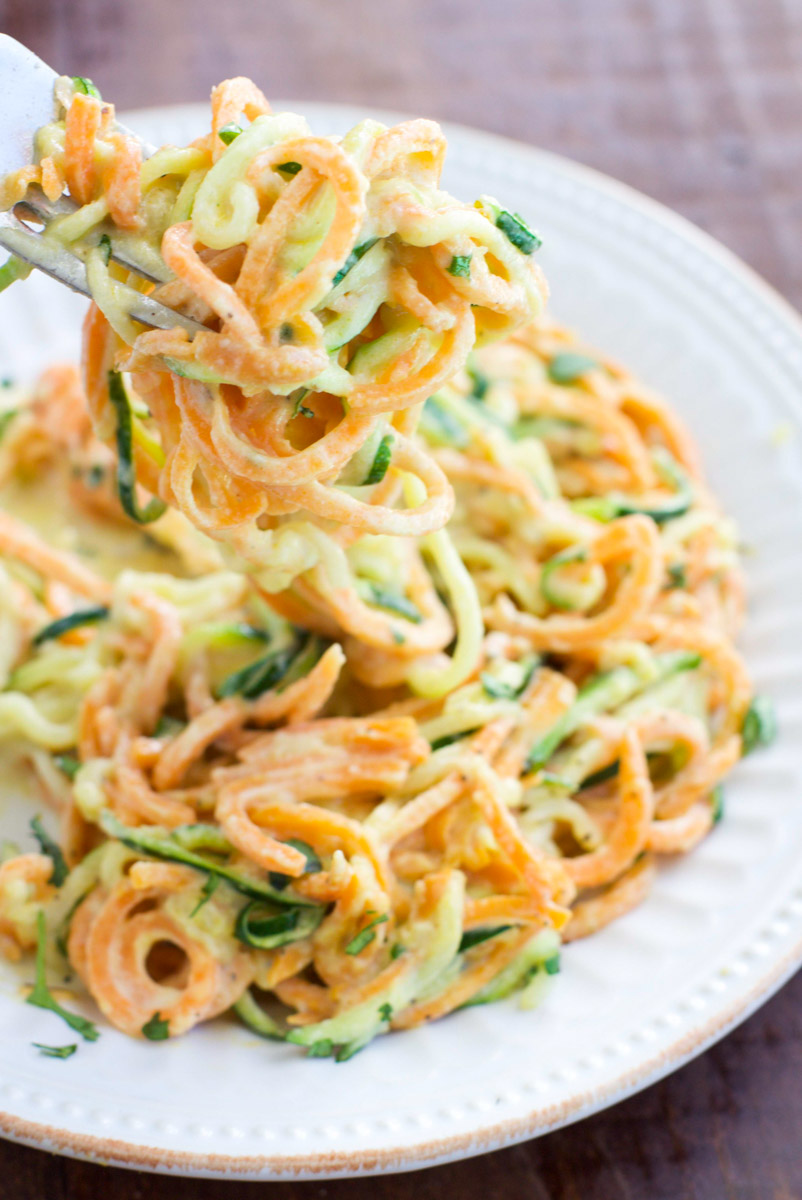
[1,102,801,1181]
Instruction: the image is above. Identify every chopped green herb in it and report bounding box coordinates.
[547,352,598,385]
[32,606,109,646]
[33,1042,77,1059]
[276,161,303,176]
[30,817,68,887]
[366,586,422,624]
[27,912,99,1041]
[268,840,322,890]
[54,753,81,781]
[0,409,18,441]
[710,785,725,825]
[141,1012,170,1040]
[480,656,540,701]
[345,913,389,956]
[98,234,112,266]
[741,695,777,755]
[391,630,406,646]
[458,925,512,953]
[467,363,489,400]
[378,1002,393,1022]
[292,392,315,420]
[430,729,478,751]
[389,942,405,960]
[495,209,541,255]
[217,643,298,700]
[665,563,688,590]
[72,77,101,99]
[85,463,105,488]
[580,761,620,790]
[543,953,561,975]
[236,895,324,950]
[218,123,243,145]
[307,1039,334,1057]
[189,873,220,918]
[332,237,379,288]
[236,903,299,946]
[108,371,167,524]
[448,254,472,278]
[362,433,394,485]
[279,322,294,343]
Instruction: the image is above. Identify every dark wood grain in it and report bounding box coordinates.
[0,0,801,1196]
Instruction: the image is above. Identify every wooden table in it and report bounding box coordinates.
[1,0,801,1195]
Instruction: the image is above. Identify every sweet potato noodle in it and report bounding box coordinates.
[1,75,547,583]
[0,308,772,1059]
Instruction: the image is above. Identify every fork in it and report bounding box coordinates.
[0,35,203,335]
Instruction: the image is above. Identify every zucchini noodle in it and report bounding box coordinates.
[0,74,773,1060]
[2,75,547,578]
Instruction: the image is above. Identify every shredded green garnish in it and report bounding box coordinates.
[547,352,598,385]
[189,873,220,918]
[741,695,777,756]
[141,1012,170,1040]
[543,953,561,975]
[216,642,299,700]
[710,785,725,825]
[268,839,322,890]
[33,1042,77,1059]
[495,209,541,255]
[430,729,477,751]
[448,254,472,278]
[362,434,394,485]
[332,238,379,288]
[345,913,389,955]
[30,817,69,887]
[72,77,101,99]
[378,1002,393,1022]
[665,563,688,590]
[98,233,112,265]
[32,606,109,647]
[467,363,489,400]
[108,372,167,524]
[276,161,303,176]
[458,925,512,953]
[366,586,422,624]
[53,753,80,781]
[218,123,243,145]
[27,912,99,1041]
[279,322,294,343]
[307,1039,334,1058]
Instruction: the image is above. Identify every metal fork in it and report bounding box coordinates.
[0,35,203,335]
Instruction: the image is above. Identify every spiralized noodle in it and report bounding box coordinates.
[0,74,772,1059]
[0,311,771,1059]
[3,75,547,579]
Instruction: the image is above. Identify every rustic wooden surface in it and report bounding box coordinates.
[0,0,801,1195]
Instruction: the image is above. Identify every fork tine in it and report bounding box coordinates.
[15,186,173,284]
[0,210,204,335]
